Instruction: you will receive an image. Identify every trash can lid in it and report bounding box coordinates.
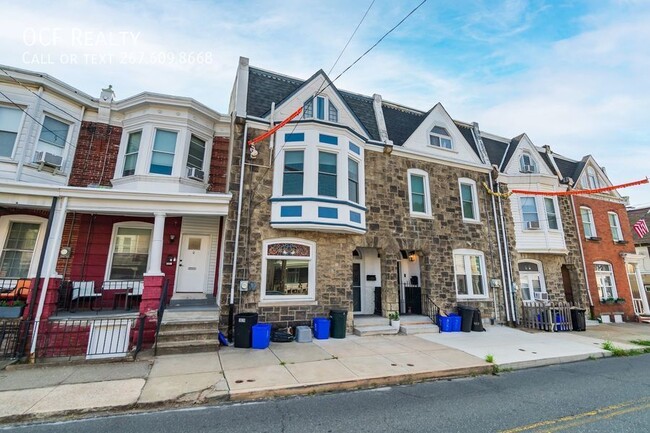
[330,309,348,314]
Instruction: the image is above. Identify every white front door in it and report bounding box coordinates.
[176,234,210,293]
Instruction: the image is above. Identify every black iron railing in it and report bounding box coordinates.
[56,280,144,314]
[154,279,170,356]
[422,294,441,332]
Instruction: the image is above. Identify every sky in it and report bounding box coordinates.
[1,0,649,206]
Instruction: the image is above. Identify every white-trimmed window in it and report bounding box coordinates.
[186,134,206,178]
[608,212,623,242]
[453,249,487,299]
[544,197,559,230]
[407,169,431,218]
[594,262,617,299]
[149,129,177,175]
[303,96,338,123]
[122,131,142,176]
[106,223,153,280]
[282,150,304,195]
[261,239,316,302]
[0,105,23,158]
[520,197,540,229]
[35,115,70,160]
[580,207,596,238]
[518,261,546,302]
[429,126,452,149]
[459,178,479,222]
[348,158,359,204]
[587,167,599,189]
[519,152,537,173]
[318,151,337,197]
[0,216,45,278]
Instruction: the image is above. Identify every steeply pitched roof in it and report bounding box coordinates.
[481,136,509,167]
[500,134,524,170]
[381,104,427,146]
[246,66,379,140]
[627,207,650,244]
[553,154,587,182]
[455,122,481,160]
[538,151,558,177]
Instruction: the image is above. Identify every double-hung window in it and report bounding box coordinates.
[0,106,22,158]
[459,179,479,222]
[407,169,431,217]
[429,126,452,149]
[318,151,337,197]
[107,225,152,280]
[518,261,546,302]
[580,207,596,238]
[453,249,487,298]
[608,212,623,242]
[283,150,304,195]
[348,158,359,203]
[149,129,177,175]
[521,197,540,229]
[35,115,69,159]
[0,222,41,278]
[186,134,206,178]
[544,198,559,230]
[594,262,617,299]
[122,131,142,176]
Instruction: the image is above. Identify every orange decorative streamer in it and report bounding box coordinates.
[247,106,303,146]
[511,178,649,196]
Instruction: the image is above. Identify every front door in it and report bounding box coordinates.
[352,263,361,312]
[561,265,574,304]
[176,235,210,293]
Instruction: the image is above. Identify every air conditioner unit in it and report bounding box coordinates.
[186,167,205,181]
[526,221,541,230]
[33,151,62,168]
[534,292,549,301]
[522,164,534,173]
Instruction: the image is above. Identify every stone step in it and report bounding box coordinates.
[399,323,440,335]
[160,320,220,333]
[353,325,399,336]
[155,339,220,356]
[156,328,218,343]
[353,316,390,327]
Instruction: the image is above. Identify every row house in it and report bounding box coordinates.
[0,65,231,358]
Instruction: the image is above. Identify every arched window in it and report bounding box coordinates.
[519,152,537,173]
[429,126,452,149]
[594,261,617,300]
[518,261,547,301]
[261,239,316,302]
[587,167,599,189]
[303,96,338,123]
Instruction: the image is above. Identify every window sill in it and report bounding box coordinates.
[462,219,482,225]
[410,212,433,220]
[456,296,490,301]
[259,300,318,307]
[586,236,602,242]
[426,145,458,154]
[614,240,628,245]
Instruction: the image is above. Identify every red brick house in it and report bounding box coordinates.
[0,66,231,359]
[552,154,650,322]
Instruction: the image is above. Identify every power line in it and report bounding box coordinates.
[0,67,84,123]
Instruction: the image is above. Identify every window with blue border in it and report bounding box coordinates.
[318,207,338,219]
[285,133,304,142]
[280,206,302,217]
[349,142,360,155]
[283,150,304,195]
[350,211,361,223]
[319,134,338,145]
[318,151,337,197]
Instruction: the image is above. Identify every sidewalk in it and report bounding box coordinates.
[0,323,647,424]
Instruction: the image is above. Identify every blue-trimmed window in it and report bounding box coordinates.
[318,151,337,197]
[285,133,304,142]
[283,150,304,195]
[150,129,177,175]
[348,158,359,204]
[316,96,325,120]
[349,142,360,155]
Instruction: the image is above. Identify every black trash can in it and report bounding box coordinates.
[234,312,258,348]
[457,305,475,333]
[570,308,586,332]
[329,309,348,339]
[472,309,485,332]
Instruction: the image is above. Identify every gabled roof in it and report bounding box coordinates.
[245,66,379,140]
[501,134,524,170]
[454,122,481,160]
[381,103,427,146]
[481,136,509,167]
[553,154,587,182]
[627,207,650,244]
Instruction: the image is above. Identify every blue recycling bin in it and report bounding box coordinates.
[313,317,330,339]
[438,314,461,332]
[251,323,272,349]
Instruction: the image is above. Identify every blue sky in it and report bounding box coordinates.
[1,0,649,206]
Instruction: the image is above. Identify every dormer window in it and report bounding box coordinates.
[429,126,452,149]
[519,152,537,173]
[587,167,599,189]
[303,96,338,123]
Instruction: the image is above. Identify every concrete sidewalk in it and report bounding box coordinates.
[0,322,647,424]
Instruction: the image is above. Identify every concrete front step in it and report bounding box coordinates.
[353,325,399,336]
[156,328,218,343]
[399,323,440,335]
[159,320,220,333]
[155,339,220,355]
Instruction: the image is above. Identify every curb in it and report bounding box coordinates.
[497,351,611,371]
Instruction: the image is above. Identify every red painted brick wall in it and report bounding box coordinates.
[573,196,637,320]
[69,121,123,187]
[207,136,229,193]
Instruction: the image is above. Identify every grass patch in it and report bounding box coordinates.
[602,340,650,357]
[630,340,650,347]
[485,354,494,363]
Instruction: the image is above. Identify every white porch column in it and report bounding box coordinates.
[147,212,166,275]
[634,264,650,314]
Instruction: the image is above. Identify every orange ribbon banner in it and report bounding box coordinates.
[247,106,303,146]
[511,178,649,196]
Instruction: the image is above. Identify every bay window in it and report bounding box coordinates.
[149,129,177,175]
[544,198,558,230]
[521,197,539,229]
[35,115,69,160]
[122,131,141,176]
[318,151,337,197]
[0,106,22,158]
[186,134,206,175]
[348,158,359,204]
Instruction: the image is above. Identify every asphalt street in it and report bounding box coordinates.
[4,354,650,433]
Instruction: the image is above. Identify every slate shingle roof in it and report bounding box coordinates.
[381,104,426,146]
[481,136,509,167]
[455,122,481,160]
[553,155,587,182]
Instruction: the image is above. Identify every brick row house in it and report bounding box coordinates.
[0,66,231,358]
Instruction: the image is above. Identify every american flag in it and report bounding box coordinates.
[633,218,649,238]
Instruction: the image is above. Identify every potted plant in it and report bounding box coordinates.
[0,300,25,319]
[614,298,626,304]
[601,297,616,305]
[389,311,400,330]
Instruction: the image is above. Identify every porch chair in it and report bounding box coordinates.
[0,279,31,302]
[70,281,102,311]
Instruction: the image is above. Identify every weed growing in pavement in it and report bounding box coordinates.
[602,340,650,357]
[630,340,650,347]
[485,354,494,363]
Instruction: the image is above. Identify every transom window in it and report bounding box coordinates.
[608,212,623,242]
[429,126,452,149]
[261,240,316,301]
[283,150,304,195]
[149,129,177,175]
[122,131,142,176]
[0,222,41,278]
[407,169,431,218]
[107,225,152,280]
[519,153,537,173]
[304,96,338,123]
[453,249,487,298]
[580,207,596,238]
[0,106,22,158]
[318,151,337,197]
[521,197,540,229]
[35,115,69,159]
[519,261,546,302]
[544,198,559,230]
[594,262,617,299]
[459,179,479,222]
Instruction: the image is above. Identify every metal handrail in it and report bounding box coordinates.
[154,279,170,356]
[421,294,441,332]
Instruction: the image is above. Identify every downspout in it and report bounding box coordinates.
[489,171,509,322]
[29,196,69,359]
[497,186,517,323]
[228,122,248,341]
[571,195,593,308]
